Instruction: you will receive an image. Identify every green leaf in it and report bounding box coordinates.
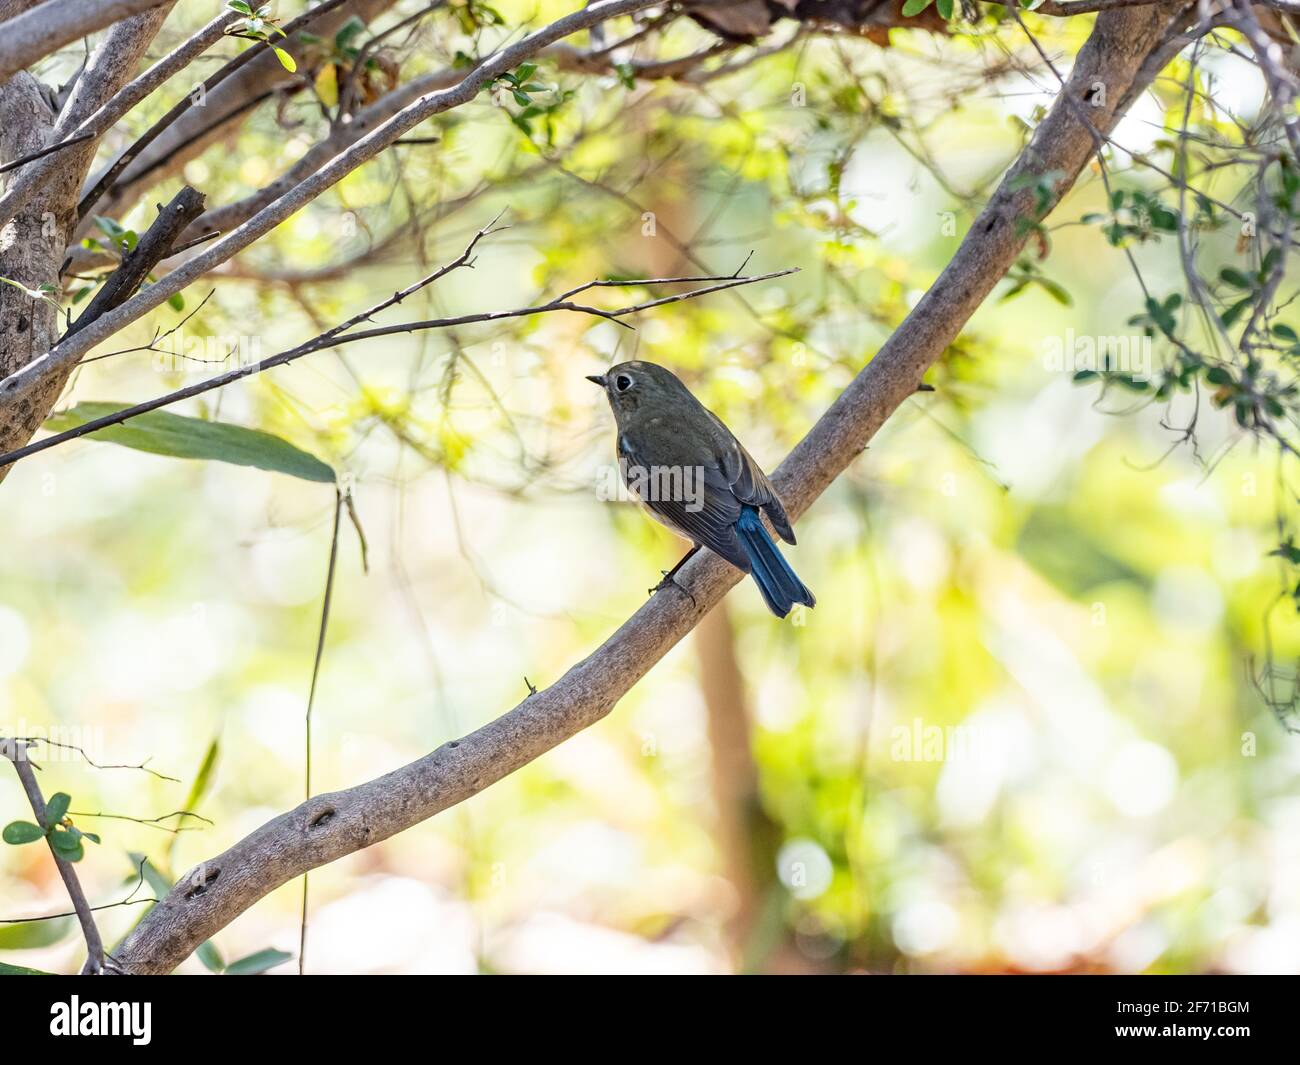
[226,0,253,13]
[1221,297,1254,329]
[1220,267,1253,289]
[935,0,954,17]
[129,853,174,900]
[167,291,185,312]
[1272,323,1298,342]
[44,404,337,484]
[0,961,56,975]
[224,948,293,975]
[273,47,297,73]
[183,739,220,814]
[901,0,933,14]
[1036,277,1073,306]
[44,792,71,826]
[2,821,44,845]
[198,939,226,974]
[0,917,73,950]
[48,830,84,862]
[93,215,126,240]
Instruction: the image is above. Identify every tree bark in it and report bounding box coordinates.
[0,3,173,461]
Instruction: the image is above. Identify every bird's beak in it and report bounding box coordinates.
[585,374,607,388]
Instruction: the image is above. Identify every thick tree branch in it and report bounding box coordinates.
[0,0,169,86]
[66,185,206,337]
[107,2,1182,976]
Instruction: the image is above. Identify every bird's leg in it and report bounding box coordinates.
[649,545,701,604]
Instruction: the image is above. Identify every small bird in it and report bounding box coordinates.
[588,360,815,618]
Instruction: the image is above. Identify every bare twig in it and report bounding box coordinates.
[0,253,792,473]
[13,737,180,782]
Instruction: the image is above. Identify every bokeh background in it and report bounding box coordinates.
[3,1,1299,974]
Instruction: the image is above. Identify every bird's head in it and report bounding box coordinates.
[586,360,687,419]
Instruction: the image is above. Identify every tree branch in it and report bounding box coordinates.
[0,262,796,472]
[65,185,206,337]
[0,0,680,413]
[0,739,107,974]
[0,0,169,86]
[108,2,1182,976]
[0,8,238,230]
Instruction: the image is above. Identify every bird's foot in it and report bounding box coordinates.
[649,572,696,607]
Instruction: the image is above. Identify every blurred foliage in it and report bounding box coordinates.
[2,2,1299,974]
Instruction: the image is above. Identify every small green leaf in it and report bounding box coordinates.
[1220,267,1253,289]
[0,961,56,975]
[226,0,253,13]
[167,291,186,312]
[224,948,293,975]
[1221,297,1254,329]
[1036,277,1073,306]
[1272,323,1298,341]
[44,793,71,825]
[901,0,934,14]
[0,917,73,950]
[198,939,226,974]
[273,47,297,73]
[935,0,954,17]
[2,821,45,845]
[44,404,337,484]
[48,830,84,862]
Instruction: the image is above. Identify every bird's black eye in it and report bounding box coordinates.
[614,374,633,393]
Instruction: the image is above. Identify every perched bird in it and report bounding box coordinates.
[588,360,815,619]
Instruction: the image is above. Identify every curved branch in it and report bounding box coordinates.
[111,1,1184,976]
[0,0,168,85]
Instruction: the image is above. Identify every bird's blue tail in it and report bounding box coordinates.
[736,506,815,619]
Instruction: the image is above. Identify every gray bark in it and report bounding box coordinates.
[0,0,168,86]
[0,4,173,459]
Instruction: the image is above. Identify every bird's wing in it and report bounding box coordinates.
[703,408,797,544]
[618,432,749,572]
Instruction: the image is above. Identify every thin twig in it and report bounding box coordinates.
[0,248,792,473]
